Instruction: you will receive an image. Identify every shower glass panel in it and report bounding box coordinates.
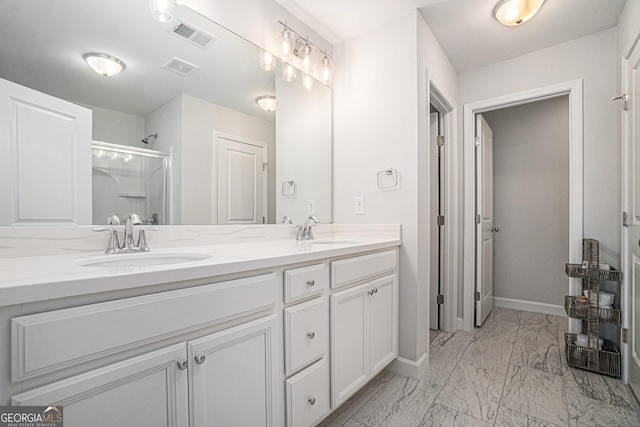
[92,142,169,225]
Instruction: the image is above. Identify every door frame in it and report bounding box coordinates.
[462,79,584,331]
[212,131,268,225]
[427,72,458,333]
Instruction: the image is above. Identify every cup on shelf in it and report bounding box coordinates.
[575,333,603,349]
[582,290,614,306]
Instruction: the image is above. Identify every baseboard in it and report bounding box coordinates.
[386,351,428,379]
[493,297,565,317]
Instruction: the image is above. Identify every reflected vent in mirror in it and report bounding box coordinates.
[169,20,217,49]
[162,57,199,76]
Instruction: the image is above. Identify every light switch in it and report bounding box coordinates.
[354,196,365,215]
[307,199,316,215]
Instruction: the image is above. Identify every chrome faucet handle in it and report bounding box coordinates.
[124,213,143,250]
[302,215,319,240]
[92,227,121,254]
[136,227,160,252]
[282,216,293,224]
[106,213,120,225]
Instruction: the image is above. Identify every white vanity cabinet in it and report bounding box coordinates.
[10,274,280,427]
[329,251,398,408]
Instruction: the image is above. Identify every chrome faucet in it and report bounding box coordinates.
[93,212,158,254]
[297,215,319,241]
[282,216,293,224]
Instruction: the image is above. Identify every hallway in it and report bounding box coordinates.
[320,308,640,426]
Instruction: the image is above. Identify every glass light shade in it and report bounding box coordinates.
[302,74,314,92]
[83,53,125,77]
[282,62,297,82]
[260,51,276,71]
[150,0,175,23]
[494,0,545,26]
[281,28,294,60]
[299,41,313,74]
[256,95,276,112]
[321,54,333,85]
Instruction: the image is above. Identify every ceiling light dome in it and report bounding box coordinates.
[495,0,545,26]
[83,53,125,77]
[257,95,276,112]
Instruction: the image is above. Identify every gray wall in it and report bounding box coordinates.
[483,96,569,306]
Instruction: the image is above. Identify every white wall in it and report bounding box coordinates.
[333,10,458,372]
[483,96,569,306]
[459,28,618,315]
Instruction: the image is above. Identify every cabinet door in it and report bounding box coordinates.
[369,274,398,375]
[11,344,189,427]
[330,282,369,408]
[188,315,278,427]
[0,77,92,225]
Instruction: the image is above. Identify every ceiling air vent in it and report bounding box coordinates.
[162,57,199,77]
[169,20,217,49]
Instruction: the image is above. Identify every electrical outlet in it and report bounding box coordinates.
[354,196,365,215]
[307,199,315,215]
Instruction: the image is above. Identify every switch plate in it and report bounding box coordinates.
[354,196,365,215]
[307,199,316,215]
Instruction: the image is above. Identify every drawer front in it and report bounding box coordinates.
[331,250,397,289]
[285,358,330,427]
[12,273,277,382]
[284,263,328,303]
[284,296,328,375]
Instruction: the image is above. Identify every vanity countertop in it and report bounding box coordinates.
[0,235,400,307]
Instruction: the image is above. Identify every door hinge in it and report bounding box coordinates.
[475,136,481,147]
[262,162,268,171]
[475,291,481,301]
[262,216,265,224]
[622,328,629,344]
[436,135,445,147]
[437,294,444,304]
[437,215,445,226]
[623,211,629,227]
[612,94,629,111]
[475,214,481,224]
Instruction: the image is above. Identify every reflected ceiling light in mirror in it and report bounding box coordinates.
[83,53,125,77]
[302,74,314,92]
[150,0,175,23]
[321,53,332,85]
[257,95,276,112]
[282,62,297,82]
[260,51,276,71]
[494,0,545,26]
[299,40,313,74]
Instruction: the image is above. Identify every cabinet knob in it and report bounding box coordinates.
[307,331,315,339]
[195,353,206,365]
[308,397,316,405]
[307,279,315,287]
[177,359,188,370]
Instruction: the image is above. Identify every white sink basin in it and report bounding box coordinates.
[78,252,211,268]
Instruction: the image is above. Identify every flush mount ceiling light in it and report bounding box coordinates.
[494,0,545,26]
[83,53,125,77]
[257,95,276,112]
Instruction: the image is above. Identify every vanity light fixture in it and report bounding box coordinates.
[282,62,297,82]
[257,95,277,112]
[83,53,125,77]
[302,74,314,92]
[277,21,333,86]
[494,0,545,26]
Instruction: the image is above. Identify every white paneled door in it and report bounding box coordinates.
[475,114,495,326]
[216,135,267,224]
[623,32,640,398]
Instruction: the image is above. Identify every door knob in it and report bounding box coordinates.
[491,227,500,232]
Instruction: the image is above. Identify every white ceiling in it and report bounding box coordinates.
[274,0,627,72]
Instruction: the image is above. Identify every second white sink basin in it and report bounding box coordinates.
[79,252,211,268]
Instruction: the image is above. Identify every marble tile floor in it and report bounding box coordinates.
[319,308,640,427]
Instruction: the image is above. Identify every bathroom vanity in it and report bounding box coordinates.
[0,225,400,426]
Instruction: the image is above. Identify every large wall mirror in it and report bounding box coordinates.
[0,0,331,226]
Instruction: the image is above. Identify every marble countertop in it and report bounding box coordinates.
[0,235,400,307]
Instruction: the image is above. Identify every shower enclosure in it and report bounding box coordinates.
[92,141,169,225]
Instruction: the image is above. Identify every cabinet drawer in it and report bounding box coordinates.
[285,358,330,427]
[284,263,328,303]
[12,273,276,382]
[331,250,396,289]
[284,296,328,375]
